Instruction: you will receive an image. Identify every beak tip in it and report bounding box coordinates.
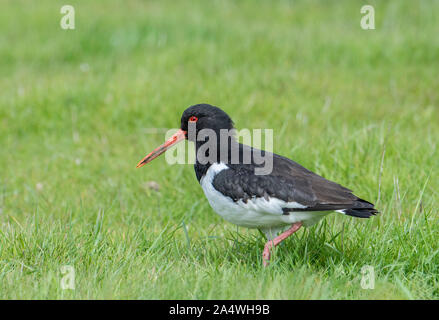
[136,129,186,170]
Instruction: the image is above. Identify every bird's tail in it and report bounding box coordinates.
[337,199,378,218]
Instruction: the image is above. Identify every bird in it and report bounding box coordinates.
[136,103,378,266]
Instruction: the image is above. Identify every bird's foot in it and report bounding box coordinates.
[262,222,303,267]
[262,242,274,267]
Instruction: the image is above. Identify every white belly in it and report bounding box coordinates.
[200,163,331,229]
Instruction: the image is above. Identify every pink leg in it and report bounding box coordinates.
[262,222,303,267]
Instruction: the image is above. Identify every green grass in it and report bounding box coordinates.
[1,0,438,299]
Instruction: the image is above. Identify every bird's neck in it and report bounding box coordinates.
[194,135,239,181]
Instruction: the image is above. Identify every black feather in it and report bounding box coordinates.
[206,143,379,218]
[343,208,378,218]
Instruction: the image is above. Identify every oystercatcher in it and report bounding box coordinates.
[137,104,378,266]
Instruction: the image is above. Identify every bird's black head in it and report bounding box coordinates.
[136,103,234,168]
[180,104,234,141]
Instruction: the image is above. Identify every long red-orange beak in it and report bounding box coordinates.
[136,129,187,168]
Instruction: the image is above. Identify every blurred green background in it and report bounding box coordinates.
[0,0,438,299]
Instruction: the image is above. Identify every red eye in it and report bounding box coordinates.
[189,116,198,122]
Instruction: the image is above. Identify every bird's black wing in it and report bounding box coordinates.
[212,147,377,218]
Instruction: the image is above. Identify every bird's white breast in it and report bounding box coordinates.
[200,163,330,230]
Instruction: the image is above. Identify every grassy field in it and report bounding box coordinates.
[0,0,438,299]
